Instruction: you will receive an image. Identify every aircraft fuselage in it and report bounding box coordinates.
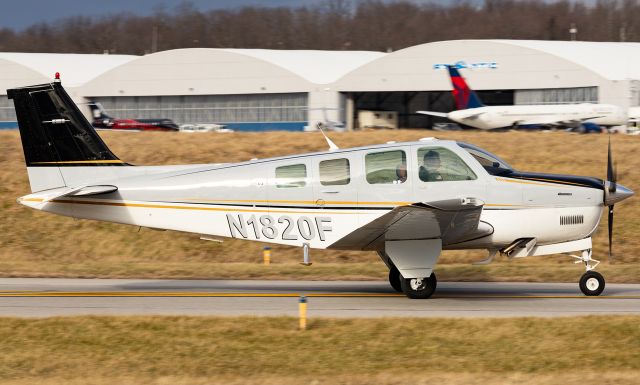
[448,103,626,130]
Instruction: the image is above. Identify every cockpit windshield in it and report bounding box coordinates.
[457,142,514,176]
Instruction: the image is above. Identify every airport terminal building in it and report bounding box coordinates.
[1,39,640,130]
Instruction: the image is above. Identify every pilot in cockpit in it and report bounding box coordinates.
[419,150,444,182]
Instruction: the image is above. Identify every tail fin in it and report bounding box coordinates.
[446,66,484,110]
[7,78,125,192]
[88,102,113,120]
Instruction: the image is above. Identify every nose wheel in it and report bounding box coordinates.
[571,249,605,296]
[579,271,605,296]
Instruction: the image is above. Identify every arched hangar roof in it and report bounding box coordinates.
[0,53,136,90]
[80,48,384,97]
[497,40,640,81]
[332,40,640,91]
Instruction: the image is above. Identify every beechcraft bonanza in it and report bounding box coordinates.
[10,75,634,298]
[418,66,626,130]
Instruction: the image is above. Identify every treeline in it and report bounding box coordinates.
[1,0,640,54]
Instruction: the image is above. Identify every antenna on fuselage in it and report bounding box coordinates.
[316,122,339,151]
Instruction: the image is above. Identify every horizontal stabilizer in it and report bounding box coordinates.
[416,110,448,118]
[40,185,118,203]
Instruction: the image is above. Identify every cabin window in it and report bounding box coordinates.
[417,147,477,182]
[275,164,307,188]
[365,150,407,184]
[319,158,350,186]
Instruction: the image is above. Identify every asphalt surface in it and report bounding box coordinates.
[0,278,638,318]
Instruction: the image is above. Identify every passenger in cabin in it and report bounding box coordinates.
[395,164,407,183]
[419,150,444,182]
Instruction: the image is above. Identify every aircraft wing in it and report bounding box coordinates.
[517,115,606,126]
[416,110,448,118]
[457,111,486,120]
[328,198,493,250]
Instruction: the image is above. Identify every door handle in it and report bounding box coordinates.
[321,190,340,194]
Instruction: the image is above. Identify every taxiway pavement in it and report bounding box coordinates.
[0,278,638,317]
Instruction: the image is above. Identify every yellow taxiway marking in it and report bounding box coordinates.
[0,292,638,299]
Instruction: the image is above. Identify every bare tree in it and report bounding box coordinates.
[2,0,640,54]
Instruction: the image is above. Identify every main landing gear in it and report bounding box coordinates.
[571,249,605,296]
[387,267,438,299]
[388,267,403,293]
[400,273,438,299]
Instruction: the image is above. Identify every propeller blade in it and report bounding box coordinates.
[607,136,613,182]
[608,204,614,260]
[607,136,617,193]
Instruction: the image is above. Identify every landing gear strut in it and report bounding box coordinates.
[571,249,605,296]
[400,273,437,299]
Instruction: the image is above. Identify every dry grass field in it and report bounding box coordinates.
[1,129,639,281]
[0,315,638,385]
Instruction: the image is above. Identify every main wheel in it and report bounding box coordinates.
[388,267,402,293]
[400,273,437,299]
[579,271,605,296]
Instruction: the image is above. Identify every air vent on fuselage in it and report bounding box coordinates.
[560,215,584,226]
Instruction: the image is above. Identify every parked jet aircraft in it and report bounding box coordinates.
[89,102,179,132]
[9,77,634,298]
[418,66,626,130]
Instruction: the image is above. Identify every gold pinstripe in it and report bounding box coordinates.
[21,197,534,210]
[31,160,125,164]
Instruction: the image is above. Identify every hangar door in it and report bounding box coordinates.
[344,90,514,129]
[91,93,308,131]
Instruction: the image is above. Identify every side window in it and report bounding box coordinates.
[276,164,307,188]
[417,147,477,182]
[366,150,407,184]
[319,158,350,186]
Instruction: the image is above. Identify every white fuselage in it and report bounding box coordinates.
[448,103,626,130]
[19,140,606,254]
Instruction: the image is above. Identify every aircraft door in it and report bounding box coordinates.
[311,155,359,247]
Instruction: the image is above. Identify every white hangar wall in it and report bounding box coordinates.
[79,48,384,131]
[2,41,640,130]
[0,53,136,128]
[331,40,640,129]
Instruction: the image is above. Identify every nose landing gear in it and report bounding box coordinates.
[571,249,605,296]
[579,271,605,296]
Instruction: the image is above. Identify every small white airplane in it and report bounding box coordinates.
[9,76,634,298]
[418,66,626,130]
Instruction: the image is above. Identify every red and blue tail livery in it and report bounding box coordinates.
[447,65,484,110]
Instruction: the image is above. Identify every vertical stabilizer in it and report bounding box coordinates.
[446,66,485,110]
[7,78,125,192]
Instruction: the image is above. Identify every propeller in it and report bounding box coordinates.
[606,136,617,260]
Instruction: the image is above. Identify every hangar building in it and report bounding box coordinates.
[1,40,639,130]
